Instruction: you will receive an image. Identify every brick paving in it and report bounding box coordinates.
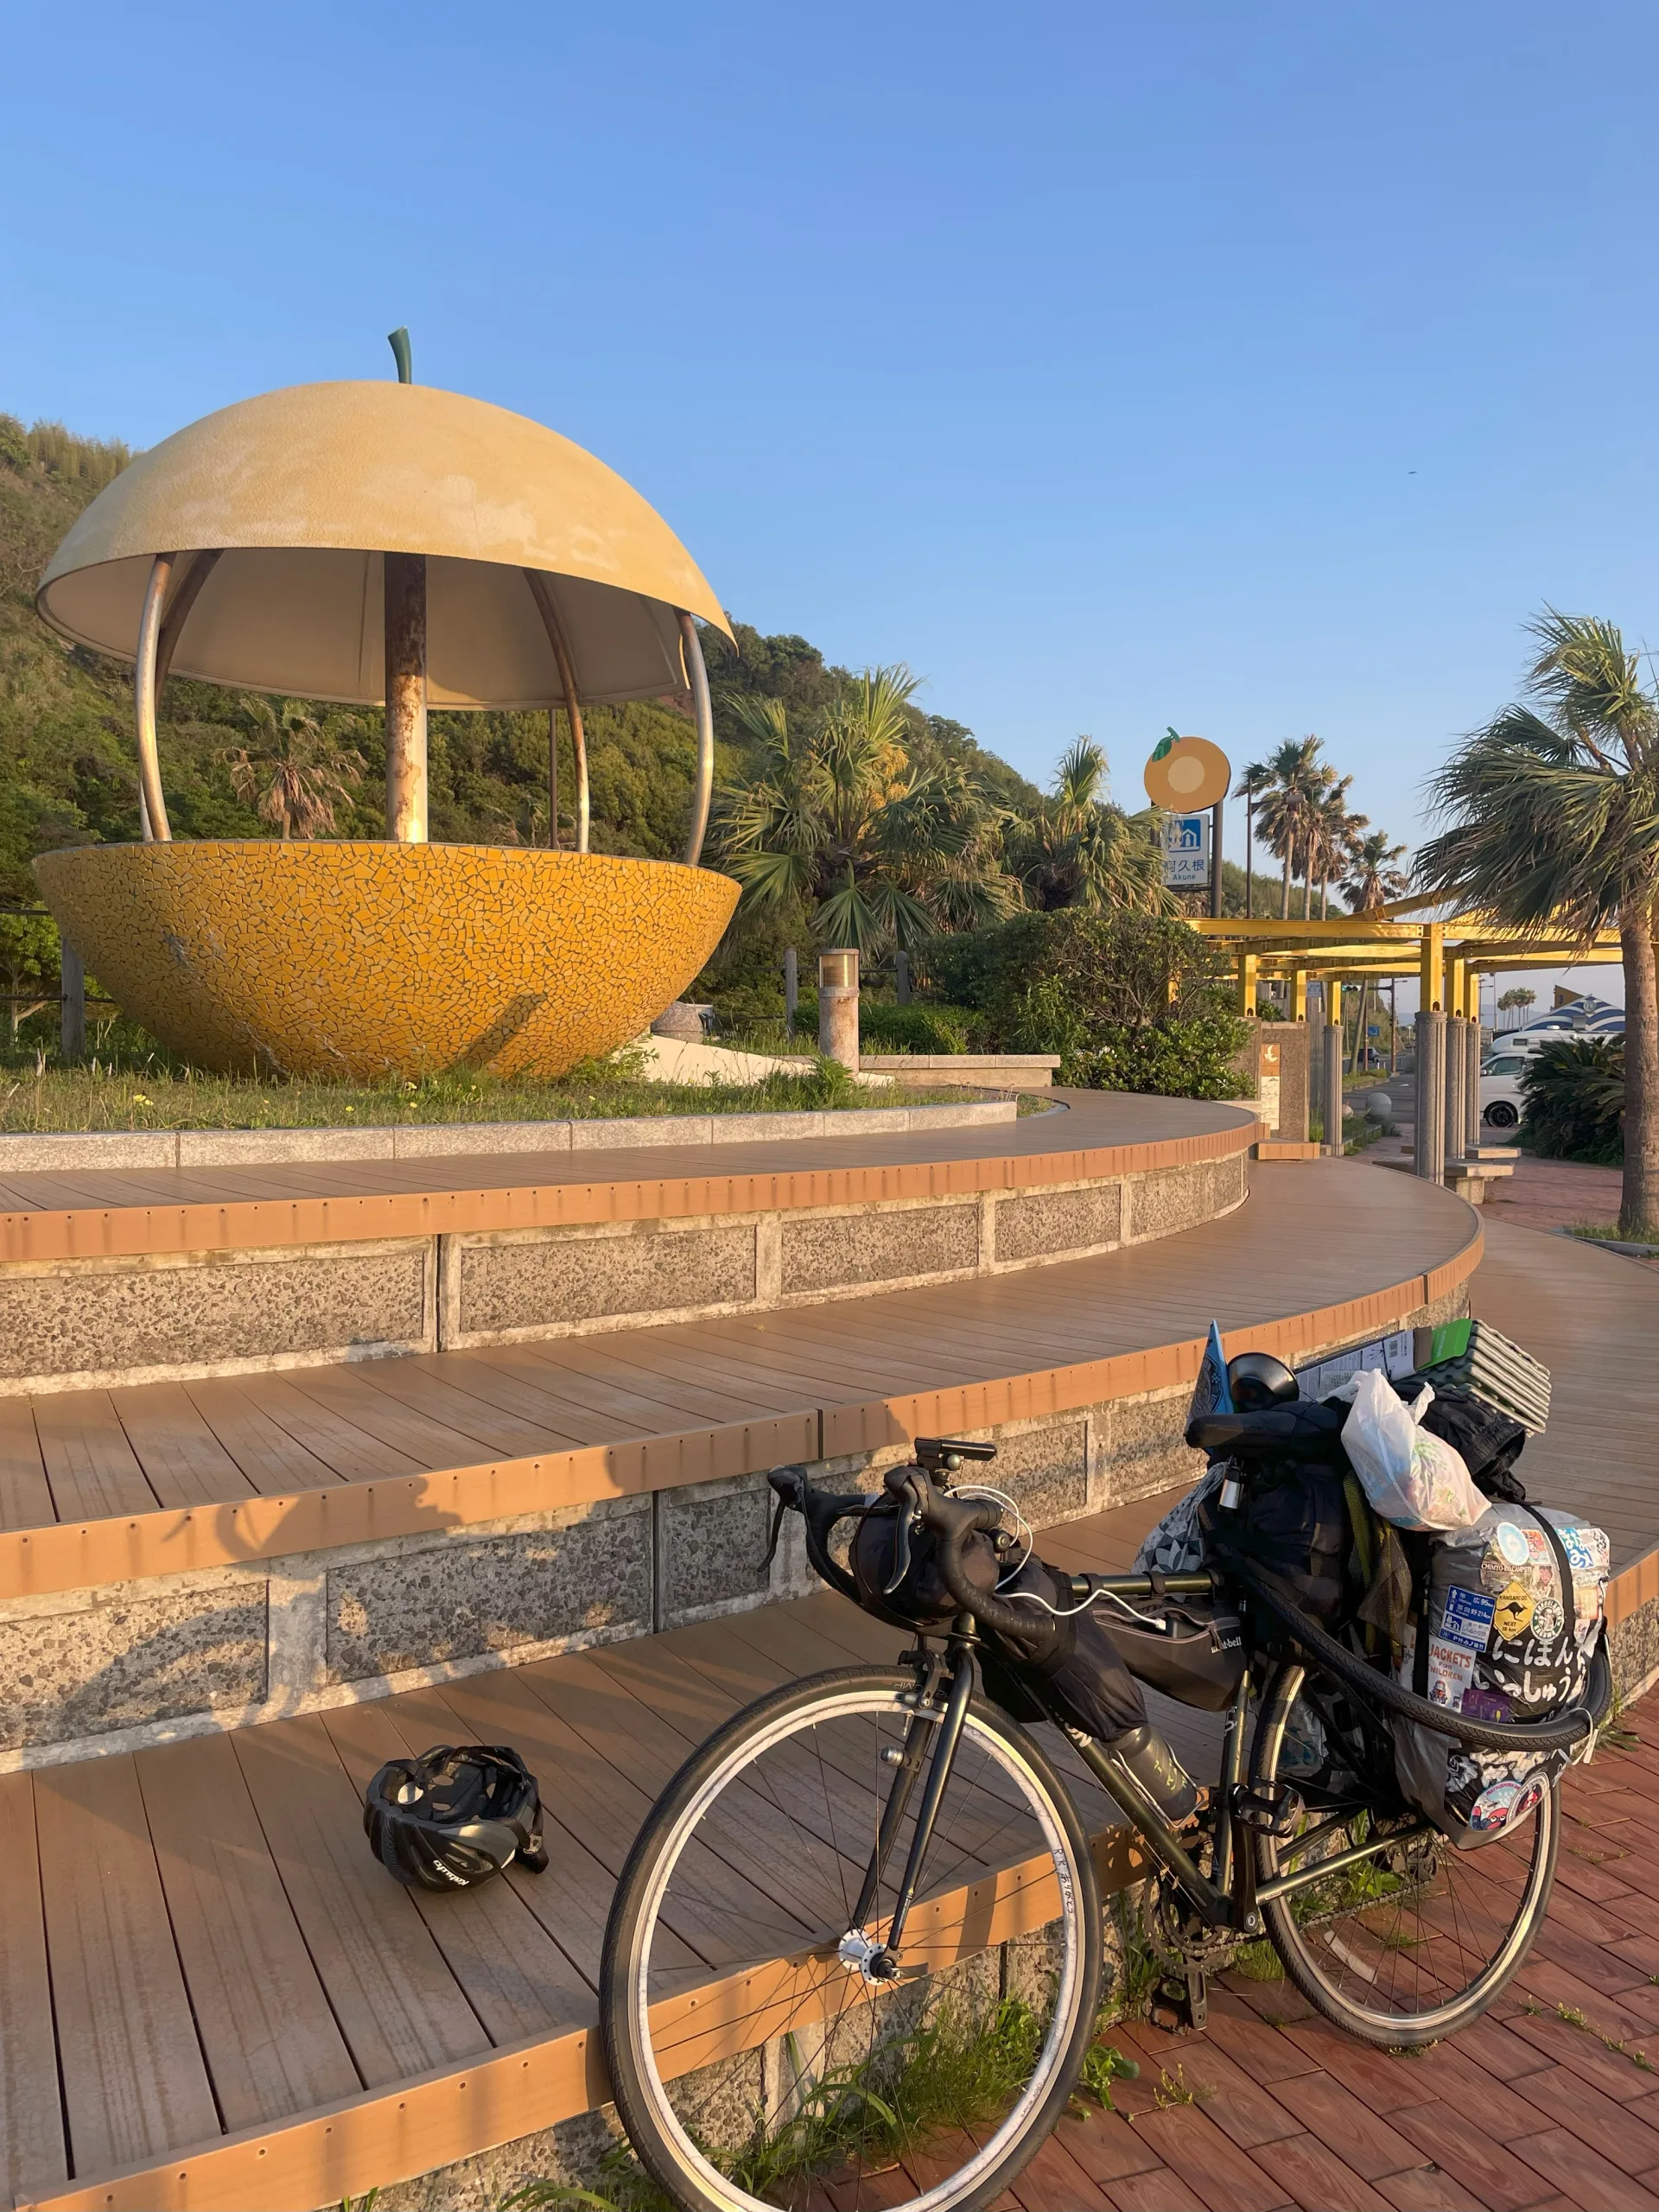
[1007,1701,1659,2212]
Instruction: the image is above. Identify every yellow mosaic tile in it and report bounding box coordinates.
[33,842,739,1081]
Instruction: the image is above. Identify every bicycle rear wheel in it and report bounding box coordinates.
[1252,1660,1559,2046]
[601,1663,1103,2212]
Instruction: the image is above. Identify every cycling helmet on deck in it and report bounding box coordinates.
[364,1744,549,1891]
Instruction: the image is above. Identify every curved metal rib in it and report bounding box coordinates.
[678,611,714,868]
[522,569,588,854]
[134,554,175,842]
[153,548,222,696]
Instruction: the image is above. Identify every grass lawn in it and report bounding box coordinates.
[0,1033,1017,1135]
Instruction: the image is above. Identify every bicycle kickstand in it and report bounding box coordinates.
[1149,1963,1208,2035]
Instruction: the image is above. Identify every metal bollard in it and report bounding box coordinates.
[60,941,86,1059]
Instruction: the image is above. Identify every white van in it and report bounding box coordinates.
[1478,1052,1528,1131]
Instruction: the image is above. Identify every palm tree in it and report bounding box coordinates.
[715,666,1020,954]
[226,697,365,839]
[1234,759,1275,917]
[1255,736,1328,917]
[1414,608,1659,1235]
[1307,779,1364,919]
[1344,830,1409,914]
[1016,740,1170,914]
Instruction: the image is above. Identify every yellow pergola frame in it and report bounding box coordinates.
[1190,909,1621,1026]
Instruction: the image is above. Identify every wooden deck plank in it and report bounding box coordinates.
[319,1702,596,2044]
[108,1382,261,1510]
[0,1776,67,2201]
[336,1357,590,1458]
[429,1664,815,1967]
[34,1757,220,2176]
[231,1719,490,2086]
[278,1361,520,1471]
[230,1373,429,1483]
[376,1680,696,1987]
[181,1376,350,1497]
[31,1390,159,1522]
[0,1099,1269,1273]
[135,1733,362,2129]
[0,1400,54,1531]
[395,1346,665,1447]
[510,1332,803,1426]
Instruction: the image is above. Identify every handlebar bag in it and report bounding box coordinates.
[1392,1502,1610,1847]
[849,1498,1001,1634]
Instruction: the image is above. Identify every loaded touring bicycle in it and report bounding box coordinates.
[598,1324,1611,2212]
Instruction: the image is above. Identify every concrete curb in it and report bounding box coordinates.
[0,1096,1022,1175]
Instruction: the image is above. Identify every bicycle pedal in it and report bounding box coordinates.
[1229,1781,1303,1839]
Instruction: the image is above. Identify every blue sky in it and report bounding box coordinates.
[5,2,1656,1004]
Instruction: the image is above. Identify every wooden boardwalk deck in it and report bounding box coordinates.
[0,1491,1189,2212]
[3,1177,1651,2212]
[1471,1215,1659,1593]
[0,1091,1251,1264]
[0,1160,1480,1600]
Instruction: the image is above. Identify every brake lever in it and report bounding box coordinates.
[757,1491,789,1577]
[882,1467,926,1596]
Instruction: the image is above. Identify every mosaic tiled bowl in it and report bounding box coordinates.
[34,842,740,1081]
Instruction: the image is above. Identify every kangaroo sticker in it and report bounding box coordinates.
[1492,1583,1535,1643]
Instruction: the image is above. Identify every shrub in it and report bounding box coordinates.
[859,1001,976,1054]
[925,911,1248,1099]
[1518,1037,1624,1163]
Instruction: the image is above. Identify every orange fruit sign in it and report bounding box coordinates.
[1144,733,1230,813]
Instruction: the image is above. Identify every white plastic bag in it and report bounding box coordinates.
[1340,1367,1485,1532]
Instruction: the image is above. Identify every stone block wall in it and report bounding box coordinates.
[0,1148,1249,1390]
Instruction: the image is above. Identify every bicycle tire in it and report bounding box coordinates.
[601,1664,1103,2212]
[1252,1659,1559,2046]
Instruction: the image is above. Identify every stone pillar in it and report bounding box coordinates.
[1415,1010,1446,1182]
[60,939,85,1058]
[1253,1021,1309,1140]
[384,550,429,842]
[818,949,860,1070]
[1465,1016,1483,1153]
[1445,1017,1466,1165]
[1321,1020,1345,1156]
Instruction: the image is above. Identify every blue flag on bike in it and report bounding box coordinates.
[1187,1319,1234,1424]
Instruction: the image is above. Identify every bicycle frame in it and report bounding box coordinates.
[858,1576,1432,1963]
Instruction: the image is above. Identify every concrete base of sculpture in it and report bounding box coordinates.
[34,841,739,1081]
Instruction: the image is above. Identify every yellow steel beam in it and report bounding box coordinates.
[1236,950,1258,1016]
[1420,922,1444,1012]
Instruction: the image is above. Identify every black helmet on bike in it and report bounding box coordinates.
[364,1743,549,1891]
[1226,1351,1300,1411]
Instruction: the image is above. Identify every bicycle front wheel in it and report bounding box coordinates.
[1253,1660,1559,2046]
[601,1663,1103,2212]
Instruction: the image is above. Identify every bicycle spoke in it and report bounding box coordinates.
[605,1669,1099,2211]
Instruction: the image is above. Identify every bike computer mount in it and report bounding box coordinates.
[913,1436,997,1481]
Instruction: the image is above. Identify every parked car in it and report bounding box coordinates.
[1479,1052,1527,1130]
